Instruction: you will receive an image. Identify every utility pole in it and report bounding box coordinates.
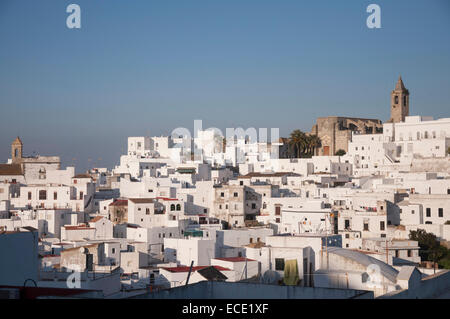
[245,258,248,280]
[185,260,194,286]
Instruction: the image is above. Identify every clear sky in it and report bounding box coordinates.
[0,0,449,172]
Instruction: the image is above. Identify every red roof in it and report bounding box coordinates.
[214,257,256,262]
[109,200,128,206]
[89,216,104,223]
[156,197,178,201]
[63,226,95,230]
[162,265,231,273]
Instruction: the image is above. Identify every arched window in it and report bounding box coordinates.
[39,190,47,200]
[170,204,175,211]
[176,204,181,211]
[424,131,429,139]
[403,95,407,106]
[394,96,399,104]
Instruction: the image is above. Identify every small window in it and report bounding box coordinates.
[234,192,238,197]
[275,258,285,271]
[426,208,431,217]
[39,190,47,200]
[438,208,443,218]
[407,250,412,257]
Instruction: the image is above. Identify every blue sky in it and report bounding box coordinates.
[0,0,449,172]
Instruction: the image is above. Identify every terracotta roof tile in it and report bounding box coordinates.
[0,164,23,176]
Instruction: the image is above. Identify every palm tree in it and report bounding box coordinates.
[289,130,307,158]
[307,134,321,156]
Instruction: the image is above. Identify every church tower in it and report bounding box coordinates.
[11,136,23,163]
[390,76,409,123]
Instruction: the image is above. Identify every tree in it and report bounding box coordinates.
[409,229,450,270]
[288,130,307,158]
[287,130,322,158]
[306,135,321,156]
[335,149,346,156]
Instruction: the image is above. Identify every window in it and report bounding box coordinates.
[250,238,253,244]
[220,192,224,197]
[79,191,83,200]
[112,248,115,254]
[146,208,150,215]
[275,218,280,223]
[39,190,47,200]
[275,206,281,216]
[275,258,285,271]
[251,203,256,209]
[28,192,32,200]
[234,192,238,197]
[344,219,350,229]
[439,208,443,218]
[363,222,369,231]
[407,250,412,258]
[380,221,385,231]
[54,192,57,200]
[426,208,431,217]
[176,204,181,211]
[240,181,243,186]
[394,95,399,104]
[170,204,175,211]
[395,250,399,258]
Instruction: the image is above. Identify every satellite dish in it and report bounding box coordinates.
[261,270,280,284]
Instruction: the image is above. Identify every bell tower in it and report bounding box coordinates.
[11,136,23,163]
[390,76,409,123]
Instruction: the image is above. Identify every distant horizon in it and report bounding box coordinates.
[1,0,449,172]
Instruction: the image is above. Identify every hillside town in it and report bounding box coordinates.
[1,77,449,299]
